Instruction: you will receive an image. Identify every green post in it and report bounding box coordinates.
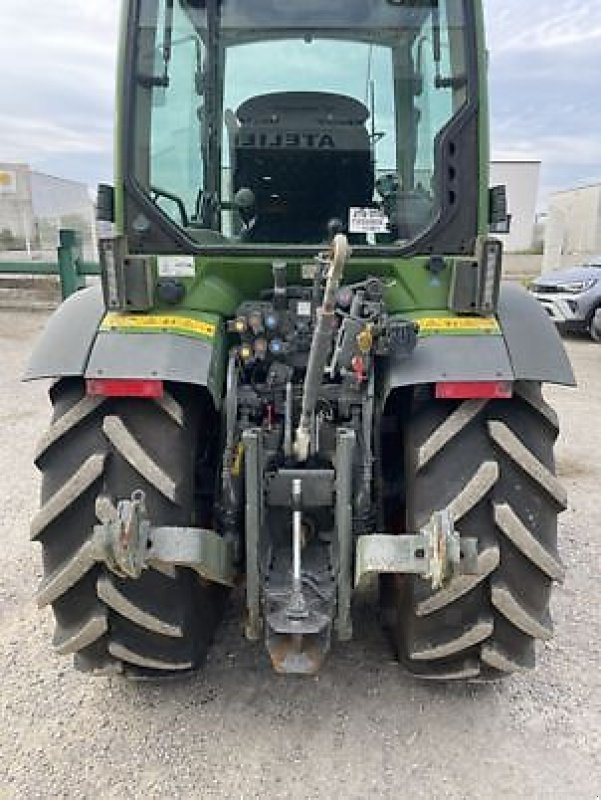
[57,229,86,300]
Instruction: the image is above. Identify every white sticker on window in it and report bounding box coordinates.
[349,207,390,234]
[157,256,196,278]
[297,301,312,317]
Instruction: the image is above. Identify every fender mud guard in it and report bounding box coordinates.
[381,283,576,398]
[24,285,105,381]
[497,283,575,384]
[24,285,225,407]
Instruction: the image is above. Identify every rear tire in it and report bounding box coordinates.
[33,379,227,677]
[383,382,567,681]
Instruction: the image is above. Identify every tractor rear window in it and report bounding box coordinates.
[133,0,469,248]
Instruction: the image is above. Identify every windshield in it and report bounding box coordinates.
[132,0,469,249]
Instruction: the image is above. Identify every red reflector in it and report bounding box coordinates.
[435,381,513,400]
[86,379,164,398]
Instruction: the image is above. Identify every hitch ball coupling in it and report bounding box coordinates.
[355,510,478,592]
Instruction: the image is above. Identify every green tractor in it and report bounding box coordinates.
[27,0,574,680]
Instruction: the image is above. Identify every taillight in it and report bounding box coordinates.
[86,379,164,398]
[435,381,513,400]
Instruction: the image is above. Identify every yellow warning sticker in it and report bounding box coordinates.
[418,317,501,336]
[101,313,217,339]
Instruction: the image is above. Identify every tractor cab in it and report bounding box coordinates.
[124,0,475,254]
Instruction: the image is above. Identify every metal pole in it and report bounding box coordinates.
[335,429,355,642]
[292,479,302,594]
[284,380,293,458]
[287,478,307,619]
[243,428,263,640]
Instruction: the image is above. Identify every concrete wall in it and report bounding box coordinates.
[502,253,542,281]
[544,184,601,270]
[490,160,541,253]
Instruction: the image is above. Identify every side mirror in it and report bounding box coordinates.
[489,185,511,234]
[97,184,115,224]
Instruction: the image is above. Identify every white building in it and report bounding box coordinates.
[490,160,541,253]
[0,163,96,259]
[0,164,33,253]
[543,183,601,270]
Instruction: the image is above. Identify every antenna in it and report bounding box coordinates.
[364,44,374,105]
[369,78,386,164]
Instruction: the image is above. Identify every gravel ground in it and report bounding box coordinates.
[0,309,599,800]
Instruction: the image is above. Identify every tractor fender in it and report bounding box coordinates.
[381,283,575,397]
[24,284,225,407]
[85,328,223,407]
[496,283,575,385]
[24,285,105,382]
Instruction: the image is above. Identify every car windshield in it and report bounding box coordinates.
[132,0,469,248]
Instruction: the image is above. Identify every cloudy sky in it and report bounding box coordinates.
[1,0,600,209]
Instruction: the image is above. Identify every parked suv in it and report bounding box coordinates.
[530,260,601,342]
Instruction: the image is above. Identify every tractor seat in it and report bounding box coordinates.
[229,92,374,244]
